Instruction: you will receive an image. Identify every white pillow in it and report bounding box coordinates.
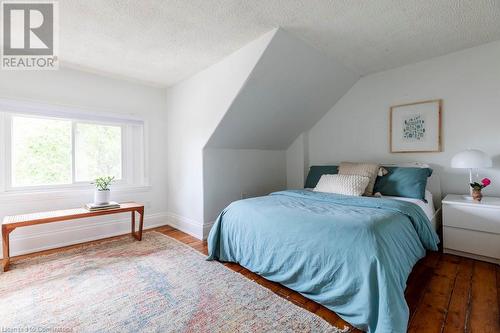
[314,174,370,196]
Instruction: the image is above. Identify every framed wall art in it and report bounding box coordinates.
[390,99,442,153]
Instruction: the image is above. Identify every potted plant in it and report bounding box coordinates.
[93,176,115,205]
[470,178,491,202]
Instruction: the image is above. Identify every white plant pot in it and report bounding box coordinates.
[94,189,111,205]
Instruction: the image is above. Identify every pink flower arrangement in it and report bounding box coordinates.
[470,178,491,191]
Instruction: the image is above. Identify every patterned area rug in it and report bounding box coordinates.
[0,231,348,333]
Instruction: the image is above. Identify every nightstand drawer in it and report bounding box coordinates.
[443,204,500,234]
[444,226,500,259]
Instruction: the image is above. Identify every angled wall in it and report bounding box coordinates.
[206,29,358,149]
[166,28,359,238]
[165,30,276,238]
[203,29,358,225]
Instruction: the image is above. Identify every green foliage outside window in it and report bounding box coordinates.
[12,117,72,186]
[11,116,122,187]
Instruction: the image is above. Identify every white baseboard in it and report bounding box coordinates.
[165,212,204,239]
[164,213,215,240]
[2,212,170,257]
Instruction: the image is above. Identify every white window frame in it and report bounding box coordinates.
[0,99,147,194]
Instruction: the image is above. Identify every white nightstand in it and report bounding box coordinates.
[442,194,500,265]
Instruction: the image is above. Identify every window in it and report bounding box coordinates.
[12,116,72,187]
[9,115,124,188]
[75,122,122,182]
[0,103,146,192]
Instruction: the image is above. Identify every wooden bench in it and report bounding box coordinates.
[2,202,144,272]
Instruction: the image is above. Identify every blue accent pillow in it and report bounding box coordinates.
[304,165,338,188]
[373,167,432,200]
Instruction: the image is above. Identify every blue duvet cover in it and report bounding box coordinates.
[207,190,439,333]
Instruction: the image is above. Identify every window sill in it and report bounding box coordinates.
[0,185,152,204]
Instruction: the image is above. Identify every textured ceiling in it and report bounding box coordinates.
[60,0,500,86]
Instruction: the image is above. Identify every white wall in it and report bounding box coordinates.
[164,30,276,238]
[299,40,500,197]
[286,133,308,189]
[203,149,286,223]
[0,67,168,256]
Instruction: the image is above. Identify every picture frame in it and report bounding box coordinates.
[390,99,442,153]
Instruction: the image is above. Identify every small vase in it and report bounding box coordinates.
[94,189,111,205]
[472,189,482,202]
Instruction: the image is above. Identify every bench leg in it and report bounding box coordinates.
[131,211,136,237]
[131,208,144,241]
[137,208,144,241]
[2,225,11,272]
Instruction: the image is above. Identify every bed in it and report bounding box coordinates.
[207,165,440,333]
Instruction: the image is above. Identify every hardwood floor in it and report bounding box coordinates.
[7,226,500,332]
[157,226,499,333]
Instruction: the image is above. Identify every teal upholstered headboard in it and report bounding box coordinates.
[304,165,338,188]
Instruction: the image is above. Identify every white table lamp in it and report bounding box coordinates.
[451,149,492,199]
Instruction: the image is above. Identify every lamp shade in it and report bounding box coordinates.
[451,149,492,168]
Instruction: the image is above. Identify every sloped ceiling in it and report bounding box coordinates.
[205,29,358,150]
[59,0,500,86]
